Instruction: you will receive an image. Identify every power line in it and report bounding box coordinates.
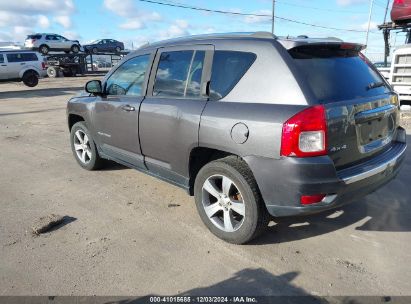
[275,0,373,14]
[137,0,377,33]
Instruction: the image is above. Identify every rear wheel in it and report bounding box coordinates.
[39,45,49,55]
[22,71,39,87]
[70,122,103,170]
[115,46,121,53]
[194,156,269,244]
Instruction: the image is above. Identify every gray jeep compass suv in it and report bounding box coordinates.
[67,32,407,244]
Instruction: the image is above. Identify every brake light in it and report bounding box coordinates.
[300,194,326,205]
[394,0,404,4]
[280,105,327,157]
[41,62,46,70]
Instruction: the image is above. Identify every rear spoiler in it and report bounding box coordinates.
[278,38,366,52]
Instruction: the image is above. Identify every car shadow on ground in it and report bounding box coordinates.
[251,135,411,245]
[99,160,129,171]
[102,269,319,301]
[98,269,394,303]
[0,86,83,99]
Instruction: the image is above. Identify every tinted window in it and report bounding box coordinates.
[106,54,150,96]
[6,53,38,62]
[289,46,390,103]
[154,50,191,98]
[209,51,256,100]
[27,34,42,39]
[0,54,4,64]
[186,51,205,98]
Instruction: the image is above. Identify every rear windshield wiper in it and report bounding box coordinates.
[366,81,386,90]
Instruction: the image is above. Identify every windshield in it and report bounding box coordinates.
[289,46,390,103]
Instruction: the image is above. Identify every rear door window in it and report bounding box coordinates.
[209,51,256,100]
[153,50,206,98]
[6,53,38,62]
[289,45,390,103]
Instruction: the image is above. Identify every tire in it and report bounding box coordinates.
[115,46,121,53]
[194,156,269,244]
[22,71,39,87]
[70,122,103,170]
[39,45,49,55]
[92,47,98,54]
[47,67,58,78]
[71,44,80,53]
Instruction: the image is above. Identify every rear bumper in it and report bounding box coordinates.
[245,128,407,217]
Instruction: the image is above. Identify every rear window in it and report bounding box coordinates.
[27,35,42,40]
[209,51,256,100]
[6,53,38,62]
[289,45,390,103]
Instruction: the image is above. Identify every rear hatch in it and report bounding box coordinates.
[288,43,400,170]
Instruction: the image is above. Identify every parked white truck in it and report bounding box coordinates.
[389,45,411,105]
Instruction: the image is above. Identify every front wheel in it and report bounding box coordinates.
[194,156,269,244]
[71,45,80,53]
[70,122,103,170]
[39,45,49,55]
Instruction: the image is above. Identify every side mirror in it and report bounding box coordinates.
[85,80,103,95]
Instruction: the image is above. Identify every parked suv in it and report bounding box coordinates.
[24,33,81,55]
[0,50,47,87]
[67,32,407,244]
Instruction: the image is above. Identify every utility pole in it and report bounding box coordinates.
[383,0,390,66]
[365,0,375,52]
[271,0,275,34]
[383,0,390,24]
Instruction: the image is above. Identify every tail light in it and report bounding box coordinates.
[394,0,404,5]
[41,62,46,70]
[280,105,327,157]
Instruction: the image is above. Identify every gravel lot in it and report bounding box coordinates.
[0,77,410,297]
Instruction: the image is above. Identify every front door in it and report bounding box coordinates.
[4,53,23,79]
[93,53,153,169]
[139,45,213,187]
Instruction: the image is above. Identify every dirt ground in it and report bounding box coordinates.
[0,77,410,297]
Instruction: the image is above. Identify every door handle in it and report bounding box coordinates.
[20,63,26,65]
[121,105,135,112]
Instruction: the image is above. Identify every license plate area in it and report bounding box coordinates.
[356,113,395,153]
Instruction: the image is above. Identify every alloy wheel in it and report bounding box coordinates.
[73,130,92,164]
[201,174,245,232]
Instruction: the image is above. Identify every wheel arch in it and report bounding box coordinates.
[20,68,40,79]
[188,147,248,195]
[68,113,85,131]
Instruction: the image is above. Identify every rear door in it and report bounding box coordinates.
[92,52,154,169]
[289,44,399,169]
[139,45,213,186]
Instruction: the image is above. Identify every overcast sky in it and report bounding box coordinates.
[0,0,404,59]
